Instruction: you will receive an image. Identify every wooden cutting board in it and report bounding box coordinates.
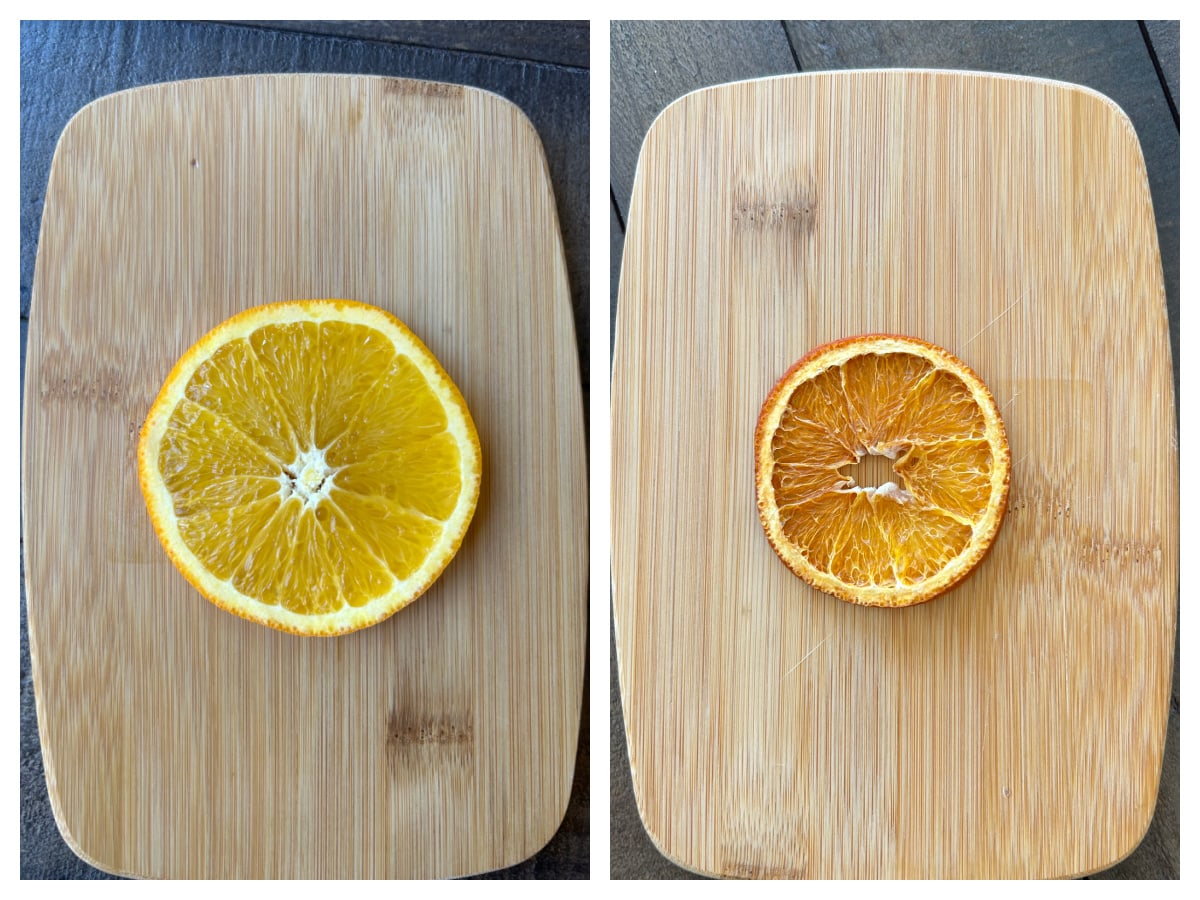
[612,70,1177,879]
[23,74,586,879]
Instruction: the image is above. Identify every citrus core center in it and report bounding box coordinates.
[284,447,335,507]
[838,448,912,499]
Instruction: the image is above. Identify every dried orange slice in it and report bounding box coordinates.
[138,300,481,636]
[755,334,1010,607]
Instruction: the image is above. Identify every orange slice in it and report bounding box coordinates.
[755,334,1010,607]
[138,300,481,635]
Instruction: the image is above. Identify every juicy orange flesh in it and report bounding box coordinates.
[771,351,993,588]
[158,321,462,614]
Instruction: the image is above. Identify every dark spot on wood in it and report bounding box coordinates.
[1074,531,1163,570]
[126,414,146,462]
[39,356,131,407]
[1006,493,1072,519]
[732,185,818,236]
[385,706,473,767]
[1005,479,1072,521]
[723,860,805,879]
[1007,480,1165,572]
[381,78,464,101]
[720,826,807,879]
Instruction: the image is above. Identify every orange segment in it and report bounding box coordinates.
[325,355,450,465]
[138,299,482,635]
[177,497,281,581]
[755,334,1010,607]
[831,492,899,587]
[895,439,995,525]
[312,320,396,449]
[248,321,321,446]
[310,503,395,608]
[327,490,444,580]
[888,369,988,445]
[874,500,973,585]
[776,491,855,577]
[336,435,464,520]
[184,339,299,461]
[159,400,281,487]
[785,366,860,456]
[838,350,935,451]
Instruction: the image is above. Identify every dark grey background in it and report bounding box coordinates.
[20,19,589,880]
[610,20,1179,880]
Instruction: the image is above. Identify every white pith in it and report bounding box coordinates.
[281,445,338,509]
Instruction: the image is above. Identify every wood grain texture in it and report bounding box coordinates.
[23,74,586,879]
[20,20,591,388]
[611,70,1177,879]
[610,20,799,214]
[785,20,1180,402]
[609,622,705,880]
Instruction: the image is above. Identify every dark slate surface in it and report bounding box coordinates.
[232,20,590,69]
[20,19,588,880]
[610,19,1178,880]
[1143,21,1180,117]
[610,200,624,362]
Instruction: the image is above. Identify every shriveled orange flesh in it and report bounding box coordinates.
[756,335,1009,607]
[139,300,481,635]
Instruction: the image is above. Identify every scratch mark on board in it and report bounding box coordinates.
[782,636,829,680]
[965,295,1024,347]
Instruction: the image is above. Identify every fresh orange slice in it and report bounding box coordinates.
[755,334,1010,607]
[138,300,481,635]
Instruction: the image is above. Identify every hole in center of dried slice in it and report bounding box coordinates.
[839,447,913,499]
[282,446,336,508]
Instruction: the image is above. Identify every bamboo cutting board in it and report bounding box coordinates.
[612,71,1177,879]
[23,74,586,879]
